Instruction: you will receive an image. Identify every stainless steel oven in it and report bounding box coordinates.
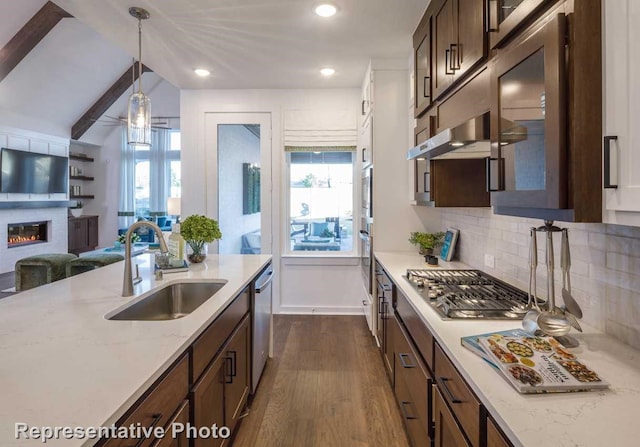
[361,166,373,223]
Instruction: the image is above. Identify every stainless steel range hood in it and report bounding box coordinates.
[407,113,491,161]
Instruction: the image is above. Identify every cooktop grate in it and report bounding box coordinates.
[405,269,530,319]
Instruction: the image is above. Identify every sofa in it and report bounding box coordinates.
[118,216,173,243]
[241,229,261,254]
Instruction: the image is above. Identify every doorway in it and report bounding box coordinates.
[204,113,272,254]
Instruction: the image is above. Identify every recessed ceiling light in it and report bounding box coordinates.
[320,67,335,76]
[194,68,210,77]
[315,3,337,17]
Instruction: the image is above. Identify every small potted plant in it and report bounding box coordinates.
[409,231,445,256]
[180,214,222,263]
[70,200,83,218]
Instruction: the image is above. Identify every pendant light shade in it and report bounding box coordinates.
[127,7,151,147]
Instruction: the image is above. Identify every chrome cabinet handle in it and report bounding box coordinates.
[604,135,618,189]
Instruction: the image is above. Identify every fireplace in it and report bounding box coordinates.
[8,221,49,248]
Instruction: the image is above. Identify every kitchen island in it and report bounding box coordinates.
[0,253,271,446]
[375,251,640,447]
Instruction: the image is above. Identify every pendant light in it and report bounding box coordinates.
[127,7,151,147]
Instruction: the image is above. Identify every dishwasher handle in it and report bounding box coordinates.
[255,269,274,293]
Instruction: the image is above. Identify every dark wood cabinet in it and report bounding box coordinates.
[434,386,471,447]
[487,416,512,447]
[192,314,251,446]
[488,0,555,48]
[375,262,394,379]
[101,356,189,447]
[152,400,190,447]
[68,215,98,255]
[433,0,486,99]
[414,16,432,117]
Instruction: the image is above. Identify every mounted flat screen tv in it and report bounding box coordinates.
[0,148,68,194]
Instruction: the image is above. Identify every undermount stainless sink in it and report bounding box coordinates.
[107,281,227,321]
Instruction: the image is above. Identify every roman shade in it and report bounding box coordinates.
[284,109,357,152]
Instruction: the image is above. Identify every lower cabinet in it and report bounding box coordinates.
[153,400,190,447]
[101,355,190,447]
[68,215,99,254]
[487,416,511,447]
[433,386,471,447]
[192,314,250,447]
[392,315,432,446]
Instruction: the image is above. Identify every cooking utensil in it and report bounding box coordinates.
[561,229,583,319]
[562,307,583,332]
[536,226,571,336]
[522,228,541,334]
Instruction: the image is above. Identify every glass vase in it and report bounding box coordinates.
[187,242,208,263]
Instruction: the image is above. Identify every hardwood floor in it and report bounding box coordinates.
[233,315,409,447]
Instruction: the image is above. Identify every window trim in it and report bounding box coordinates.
[283,150,358,257]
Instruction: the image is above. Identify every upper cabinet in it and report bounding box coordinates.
[488,0,556,49]
[414,16,432,117]
[433,0,487,100]
[489,3,603,222]
[602,0,640,227]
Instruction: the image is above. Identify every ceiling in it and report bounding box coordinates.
[52,0,429,89]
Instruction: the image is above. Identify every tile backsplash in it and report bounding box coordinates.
[440,208,640,347]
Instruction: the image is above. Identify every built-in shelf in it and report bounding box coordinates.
[69,154,94,162]
[69,175,94,181]
[70,195,95,199]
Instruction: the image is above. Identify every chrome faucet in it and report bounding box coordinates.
[122,221,169,297]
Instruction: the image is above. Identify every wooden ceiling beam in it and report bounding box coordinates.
[71,63,153,141]
[0,1,72,82]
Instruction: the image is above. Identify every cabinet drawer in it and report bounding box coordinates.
[103,355,189,447]
[396,290,434,372]
[192,287,250,382]
[434,344,480,447]
[394,315,432,443]
[151,400,190,447]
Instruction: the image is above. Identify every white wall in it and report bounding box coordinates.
[181,88,365,314]
[437,208,640,348]
[0,126,70,274]
[218,125,261,254]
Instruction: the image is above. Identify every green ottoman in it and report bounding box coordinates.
[15,253,78,291]
[67,253,124,277]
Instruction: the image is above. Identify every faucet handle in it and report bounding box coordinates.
[155,269,164,281]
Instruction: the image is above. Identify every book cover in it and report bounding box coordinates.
[461,328,530,365]
[440,228,459,262]
[477,334,609,393]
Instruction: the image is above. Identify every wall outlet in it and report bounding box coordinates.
[484,254,495,268]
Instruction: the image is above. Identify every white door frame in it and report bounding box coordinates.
[204,113,272,254]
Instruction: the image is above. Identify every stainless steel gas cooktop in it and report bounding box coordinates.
[404,269,529,320]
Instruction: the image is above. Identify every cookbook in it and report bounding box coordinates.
[463,330,609,393]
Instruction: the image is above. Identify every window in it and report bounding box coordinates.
[286,151,355,254]
[133,130,181,216]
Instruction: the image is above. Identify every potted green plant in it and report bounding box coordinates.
[409,231,445,256]
[180,214,222,263]
[117,231,141,245]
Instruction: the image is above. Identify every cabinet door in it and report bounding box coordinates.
[455,0,486,78]
[192,354,226,447]
[603,0,640,220]
[224,315,250,433]
[434,0,455,98]
[415,21,432,115]
[488,0,552,48]
[361,114,373,168]
[68,218,87,253]
[487,416,512,447]
[152,400,190,447]
[434,387,471,447]
[87,216,98,249]
[489,13,567,210]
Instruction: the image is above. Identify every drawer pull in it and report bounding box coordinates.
[399,353,416,369]
[133,413,162,447]
[400,401,418,420]
[439,377,462,404]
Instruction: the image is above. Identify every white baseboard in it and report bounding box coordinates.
[277,305,363,315]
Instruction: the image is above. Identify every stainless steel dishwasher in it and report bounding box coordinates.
[252,263,273,393]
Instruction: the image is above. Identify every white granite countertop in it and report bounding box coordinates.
[0,254,271,446]
[375,251,640,447]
